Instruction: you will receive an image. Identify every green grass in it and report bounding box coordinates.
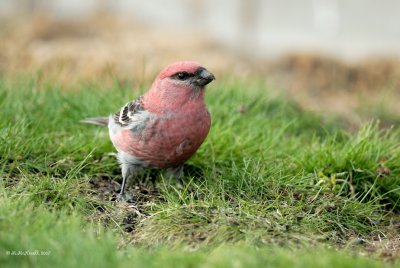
[1,76,399,267]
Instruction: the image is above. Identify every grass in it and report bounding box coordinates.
[0,75,399,267]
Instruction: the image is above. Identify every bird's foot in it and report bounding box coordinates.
[116,192,136,203]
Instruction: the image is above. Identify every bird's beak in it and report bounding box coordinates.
[194,68,215,87]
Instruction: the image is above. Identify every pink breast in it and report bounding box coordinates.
[111,111,210,168]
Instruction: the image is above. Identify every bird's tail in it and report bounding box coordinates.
[80,117,109,126]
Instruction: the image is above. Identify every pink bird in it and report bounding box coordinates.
[82,61,215,199]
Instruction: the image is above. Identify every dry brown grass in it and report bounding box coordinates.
[1,14,400,126]
[266,54,400,126]
[0,14,251,86]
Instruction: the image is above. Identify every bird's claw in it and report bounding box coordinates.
[116,192,135,203]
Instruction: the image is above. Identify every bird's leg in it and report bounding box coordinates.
[166,165,184,188]
[119,164,130,197]
[117,163,140,201]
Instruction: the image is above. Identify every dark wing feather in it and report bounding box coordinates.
[114,96,144,127]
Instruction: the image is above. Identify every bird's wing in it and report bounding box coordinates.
[113,96,145,127]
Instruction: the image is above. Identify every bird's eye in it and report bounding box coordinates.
[176,72,189,80]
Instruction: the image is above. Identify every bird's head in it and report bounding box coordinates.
[145,61,215,112]
[157,61,215,88]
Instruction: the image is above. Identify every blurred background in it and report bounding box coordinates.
[1,0,400,126]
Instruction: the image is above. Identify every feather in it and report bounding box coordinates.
[114,96,144,126]
[80,117,109,126]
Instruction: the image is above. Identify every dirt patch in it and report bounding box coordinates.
[87,164,204,237]
[347,218,400,263]
[88,174,161,236]
[89,175,160,203]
